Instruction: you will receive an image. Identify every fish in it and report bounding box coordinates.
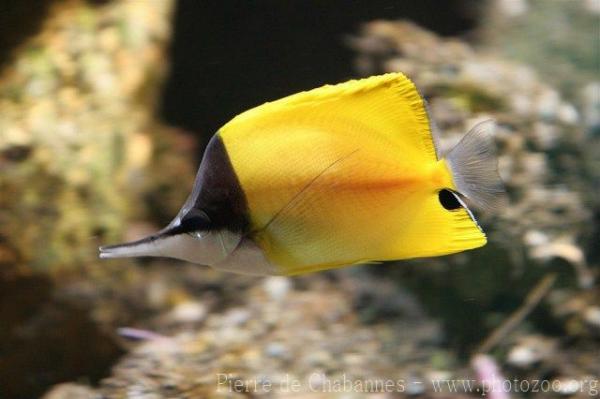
[99,73,505,275]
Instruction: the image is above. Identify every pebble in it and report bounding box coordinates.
[523,230,550,247]
[507,336,555,368]
[530,241,585,265]
[168,301,207,324]
[496,0,528,17]
[536,89,561,120]
[552,378,582,396]
[405,375,426,396]
[582,306,600,329]
[304,350,334,368]
[222,308,251,327]
[584,0,600,14]
[264,342,289,359]
[507,345,538,368]
[558,103,579,125]
[582,82,600,130]
[262,276,291,302]
[532,122,559,149]
[510,93,533,115]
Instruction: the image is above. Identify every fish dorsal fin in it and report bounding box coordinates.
[221,73,438,164]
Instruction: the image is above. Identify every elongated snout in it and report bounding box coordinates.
[99,234,163,259]
[99,226,242,266]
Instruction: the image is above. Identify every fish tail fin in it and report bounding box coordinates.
[444,120,507,212]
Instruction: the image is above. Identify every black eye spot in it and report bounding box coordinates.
[180,215,208,231]
[439,189,462,211]
[165,210,211,236]
[181,209,211,230]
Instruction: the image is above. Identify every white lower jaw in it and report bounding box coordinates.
[100,228,240,265]
[165,231,279,275]
[151,230,242,265]
[213,238,279,276]
[101,229,278,275]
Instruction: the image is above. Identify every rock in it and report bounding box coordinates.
[41,383,98,399]
[0,0,195,273]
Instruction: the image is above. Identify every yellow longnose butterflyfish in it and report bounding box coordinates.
[100,73,505,275]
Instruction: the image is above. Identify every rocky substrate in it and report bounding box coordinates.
[44,268,599,399]
[44,271,461,398]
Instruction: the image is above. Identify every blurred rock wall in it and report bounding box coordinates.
[0,1,198,396]
[0,0,195,274]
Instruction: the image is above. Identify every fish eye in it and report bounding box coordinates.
[188,230,206,240]
[179,210,210,231]
[165,210,211,236]
[439,189,462,211]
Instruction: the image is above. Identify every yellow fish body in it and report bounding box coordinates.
[100,73,505,275]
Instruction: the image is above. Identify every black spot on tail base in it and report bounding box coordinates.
[439,189,462,211]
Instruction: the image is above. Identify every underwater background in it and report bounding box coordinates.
[0,0,598,397]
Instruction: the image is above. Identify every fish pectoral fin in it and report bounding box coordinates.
[258,149,359,233]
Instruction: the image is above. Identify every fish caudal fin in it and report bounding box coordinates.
[445,120,507,211]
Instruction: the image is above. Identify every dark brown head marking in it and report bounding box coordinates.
[175,133,250,235]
